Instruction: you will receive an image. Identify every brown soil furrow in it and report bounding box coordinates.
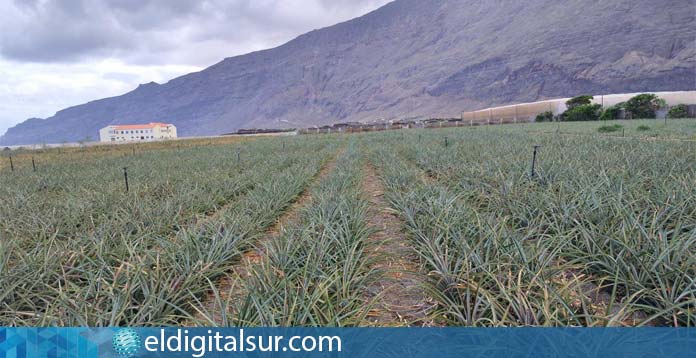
[227,149,341,284]
[196,148,343,324]
[362,164,436,326]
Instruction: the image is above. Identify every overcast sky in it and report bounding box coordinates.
[0,0,391,135]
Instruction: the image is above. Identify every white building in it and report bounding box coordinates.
[99,122,177,143]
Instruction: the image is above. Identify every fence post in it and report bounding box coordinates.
[9,156,14,172]
[32,157,36,171]
[530,145,541,178]
[123,167,129,192]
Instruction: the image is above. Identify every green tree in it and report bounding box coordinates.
[562,104,602,122]
[624,94,666,119]
[667,104,689,119]
[565,95,594,110]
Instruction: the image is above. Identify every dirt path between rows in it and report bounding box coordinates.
[194,148,343,325]
[362,164,435,326]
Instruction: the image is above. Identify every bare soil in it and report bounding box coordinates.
[362,164,436,326]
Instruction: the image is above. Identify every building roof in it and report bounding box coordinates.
[109,122,173,130]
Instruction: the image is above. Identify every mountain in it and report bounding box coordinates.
[2,0,695,145]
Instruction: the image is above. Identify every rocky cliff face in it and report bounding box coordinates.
[2,0,694,145]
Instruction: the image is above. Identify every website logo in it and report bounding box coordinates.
[112,328,142,357]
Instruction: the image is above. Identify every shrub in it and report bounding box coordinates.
[535,111,554,122]
[624,94,666,119]
[562,104,602,122]
[637,125,651,131]
[667,104,689,119]
[600,105,623,121]
[597,124,623,133]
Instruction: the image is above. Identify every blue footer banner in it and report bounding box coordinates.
[0,328,693,357]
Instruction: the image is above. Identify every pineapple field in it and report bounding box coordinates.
[1,119,694,327]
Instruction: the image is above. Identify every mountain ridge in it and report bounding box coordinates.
[2,0,695,145]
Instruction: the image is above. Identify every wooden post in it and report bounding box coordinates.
[530,145,541,178]
[9,156,13,172]
[32,157,36,171]
[123,167,129,192]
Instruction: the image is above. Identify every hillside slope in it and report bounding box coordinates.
[2,0,695,145]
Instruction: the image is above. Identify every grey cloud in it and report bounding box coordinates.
[1,0,134,62]
[0,0,391,65]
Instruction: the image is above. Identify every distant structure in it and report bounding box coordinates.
[99,122,177,143]
[223,128,297,136]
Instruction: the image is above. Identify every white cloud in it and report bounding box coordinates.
[0,0,392,135]
[0,59,202,135]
